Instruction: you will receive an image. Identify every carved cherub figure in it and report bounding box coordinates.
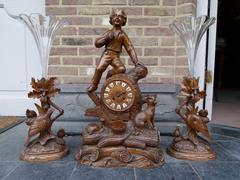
[134,95,157,131]
[87,9,140,92]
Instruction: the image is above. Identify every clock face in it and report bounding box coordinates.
[101,79,135,112]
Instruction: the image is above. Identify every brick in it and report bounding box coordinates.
[160,17,175,26]
[176,47,186,56]
[79,47,103,56]
[46,0,59,6]
[128,18,159,26]
[62,0,92,5]
[128,57,158,66]
[144,27,173,36]
[46,7,77,15]
[161,37,175,46]
[78,67,89,75]
[93,0,127,5]
[49,67,78,75]
[163,0,176,6]
[140,77,159,83]
[59,27,77,35]
[176,57,188,66]
[62,38,92,46]
[67,17,92,25]
[176,37,184,46]
[144,48,175,56]
[117,7,142,16]
[78,27,108,35]
[161,57,175,66]
[144,8,175,16]
[131,37,158,46]
[129,0,160,6]
[53,37,60,45]
[178,0,196,5]
[50,47,77,56]
[149,67,174,76]
[124,28,143,36]
[78,7,110,15]
[94,17,111,26]
[175,67,189,76]
[49,57,61,65]
[177,4,195,15]
[62,76,92,83]
[62,57,93,65]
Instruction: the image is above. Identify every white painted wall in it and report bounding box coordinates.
[205,0,218,118]
[196,0,218,119]
[0,0,45,116]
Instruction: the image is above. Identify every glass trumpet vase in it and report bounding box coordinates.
[17,14,67,78]
[170,15,216,77]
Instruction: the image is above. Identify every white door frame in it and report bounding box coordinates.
[196,0,218,119]
[0,0,45,116]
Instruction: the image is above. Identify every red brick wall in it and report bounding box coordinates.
[46,0,197,84]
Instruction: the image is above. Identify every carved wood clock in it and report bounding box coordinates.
[101,77,136,112]
[86,72,143,123]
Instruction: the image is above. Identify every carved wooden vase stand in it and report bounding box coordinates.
[20,77,69,162]
[167,77,216,160]
[76,66,164,168]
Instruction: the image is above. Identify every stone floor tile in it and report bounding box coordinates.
[190,161,240,180]
[70,165,135,180]
[0,162,18,179]
[217,141,240,160]
[3,162,76,180]
[135,162,200,180]
[212,133,240,142]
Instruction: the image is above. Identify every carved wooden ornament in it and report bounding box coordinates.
[20,77,68,162]
[76,9,164,168]
[167,77,216,160]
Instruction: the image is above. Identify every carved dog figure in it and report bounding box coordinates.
[134,95,157,130]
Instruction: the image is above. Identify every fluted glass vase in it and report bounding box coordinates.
[170,15,215,77]
[17,14,67,78]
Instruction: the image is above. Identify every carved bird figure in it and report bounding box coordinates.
[25,103,54,147]
[185,106,211,139]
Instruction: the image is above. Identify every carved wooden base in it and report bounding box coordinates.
[76,145,164,168]
[76,122,164,168]
[167,138,216,161]
[20,138,69,162]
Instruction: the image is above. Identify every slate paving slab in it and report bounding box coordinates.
[0,162,18,180]
[70,165,135,180]
[135,162,201,180]
[190,161,240,180]
[2,162,76,180]
[217,141,240,160]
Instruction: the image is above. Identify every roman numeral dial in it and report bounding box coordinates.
[101,79,135,111]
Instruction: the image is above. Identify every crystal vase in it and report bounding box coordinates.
[16,14,67,78]
[170,15,215,77]
[167,16,217,161]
